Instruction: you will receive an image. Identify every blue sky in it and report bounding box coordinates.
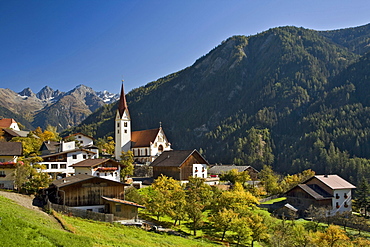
[1,0,369,95]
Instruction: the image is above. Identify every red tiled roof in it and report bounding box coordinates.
[131,128,159,148]
[71,158,122,168]
[0,118,16,128]
[101,196,145,208]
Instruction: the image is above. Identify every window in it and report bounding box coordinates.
[115,204,121,212]
[0,159,5,162]
[344,193,348,199]
[44,164,49,169]
[336,193,340,199]
[72,155,77,159]
[0,183,4,188]
[158,145,163,153]
[0,171,5,177]
[80,141,83,144]
[124,122,127,127]
[60,164,66,169]
[83,155,87,159]
[124,130,127,133]
[117,123,120,128]
[336,202,340,208]
[51,164,58,169]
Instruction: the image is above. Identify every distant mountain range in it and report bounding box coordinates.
[0,85,119,131]
[63,23,370,184]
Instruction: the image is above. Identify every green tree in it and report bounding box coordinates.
[119,150,134,182]
[210,208,238,240]
[355,177,370,216]
[259,165,282,195]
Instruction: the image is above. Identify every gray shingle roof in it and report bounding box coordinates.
[208,165,257,174]
[0,142,22,156]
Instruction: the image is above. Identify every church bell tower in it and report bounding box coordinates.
[115,83,131,160]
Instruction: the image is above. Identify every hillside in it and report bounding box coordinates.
[64,24,370,184]
[0,193,217,247]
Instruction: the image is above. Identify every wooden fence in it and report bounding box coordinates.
[45,200,114,223]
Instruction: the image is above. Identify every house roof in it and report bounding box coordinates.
[310,175,356,190]
[150,149,209,167]
[131,128,160,148]
[51,174,129,188]
[295,184,333,200]
[0,118,16,128]
[40,148,96,158]
[0,142,22,156]
[40,141,60,152]
[71,158,122,168]
[101,196,145,209]
[208,165,258,174]
[63,132,94,140]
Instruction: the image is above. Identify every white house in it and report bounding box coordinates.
[0,118,20,131]
[71,158,123,182]
[0,142,22,189]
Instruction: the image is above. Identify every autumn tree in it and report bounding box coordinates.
[96,136,115,155]
[119,150,134,182]
[185,177,213,236]
[315,225,349,247]
[210,208,238,240]
[259,165,282,195]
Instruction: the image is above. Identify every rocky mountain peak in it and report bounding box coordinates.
[18,87,36,98]
[36,86,55,101]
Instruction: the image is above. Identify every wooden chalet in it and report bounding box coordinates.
[45,174,145,219]
[285,175,356,216]
[151,149,209,180]
[46,174,128,207]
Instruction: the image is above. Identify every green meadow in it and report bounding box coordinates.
[0,195,219,247]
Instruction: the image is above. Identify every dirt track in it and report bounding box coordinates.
[0,191,41,211]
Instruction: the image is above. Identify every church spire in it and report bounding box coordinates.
[118,83,129,118]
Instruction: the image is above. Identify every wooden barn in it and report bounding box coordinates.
[45,174,128,207]
[150,149,209,180]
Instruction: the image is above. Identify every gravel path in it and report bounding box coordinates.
[0,191,42,211]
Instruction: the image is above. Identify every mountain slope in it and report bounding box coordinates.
[64,24,370,183]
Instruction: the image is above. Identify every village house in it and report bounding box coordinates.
[0,142,22,189]
[45,174,144,220]
[285,174,356,216]
[39,140,98,177]
[63,133,99,156]
[71,158,123,182]
[0,118,20,131]
[150,149,210,181]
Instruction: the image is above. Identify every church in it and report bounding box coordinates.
[114,84,172,164]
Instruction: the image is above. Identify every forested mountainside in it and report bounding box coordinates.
[64,24,370,184]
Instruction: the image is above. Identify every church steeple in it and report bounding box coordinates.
[115,83,131,160]
[118,83,129,118]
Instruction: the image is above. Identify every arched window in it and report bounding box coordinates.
[158,145,164,153]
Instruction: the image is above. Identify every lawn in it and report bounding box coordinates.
[0,195,220,247]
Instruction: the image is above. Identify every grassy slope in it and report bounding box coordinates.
[0,195,218,247]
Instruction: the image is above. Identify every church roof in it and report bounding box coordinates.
[131,128,160,148]
[117,84,129,118]
[150,149,209,167]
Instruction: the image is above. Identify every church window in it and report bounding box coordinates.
[158,145,164,153]
[124,130,127,133]
[124,122,127,127]
[117,123,120,128]
[145,148,148,156]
